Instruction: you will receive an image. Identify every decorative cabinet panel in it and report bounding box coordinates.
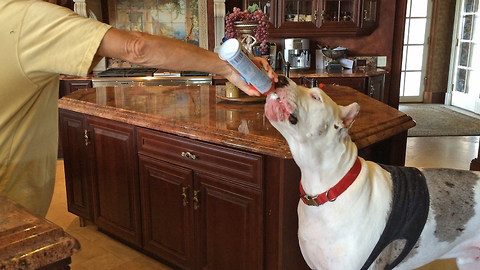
[139,155,195,269]
[250,0,379,37]
[87,116,142,248]
[59,110,93,221]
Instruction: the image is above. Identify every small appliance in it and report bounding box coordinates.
[284,38,311,70]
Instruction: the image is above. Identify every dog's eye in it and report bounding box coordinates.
[311,94,321,100]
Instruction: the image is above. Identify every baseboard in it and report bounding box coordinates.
[423,91,446,104]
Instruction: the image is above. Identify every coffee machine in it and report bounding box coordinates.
[284,38,311,70]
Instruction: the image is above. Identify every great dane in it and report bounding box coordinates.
[264,76,480,270]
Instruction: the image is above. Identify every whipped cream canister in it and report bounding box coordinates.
[218,39,274,95]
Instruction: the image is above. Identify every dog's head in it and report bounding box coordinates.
[265,76,360,158]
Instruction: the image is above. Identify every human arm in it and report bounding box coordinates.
[96,28,277,96]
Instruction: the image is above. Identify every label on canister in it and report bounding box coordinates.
[218,39,274,95]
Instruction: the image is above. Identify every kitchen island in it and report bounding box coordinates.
[58,84,414,270]
[0,196,80,270]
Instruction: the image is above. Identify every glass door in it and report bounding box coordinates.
[450,0,480,113]
[281,0,316,26]
[399,0,432,103]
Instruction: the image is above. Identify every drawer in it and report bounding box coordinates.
[137,128,263,189]
[317,77,366,93]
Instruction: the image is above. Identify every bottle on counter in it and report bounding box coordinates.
[218,39,274,95]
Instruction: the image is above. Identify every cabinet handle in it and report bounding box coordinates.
[369,81,375,97]
[193,190,200,210]
[84,130,90,146]
[182,186,189,206]
[181,151,196,160]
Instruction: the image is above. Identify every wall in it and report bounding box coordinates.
[424,0,457,104]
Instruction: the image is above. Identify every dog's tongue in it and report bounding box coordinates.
[265,89,294,122]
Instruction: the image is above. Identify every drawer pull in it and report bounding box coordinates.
[182,186,189,206]
[84,130,90,146]
[193,190,200,210]
[181,151,196,160]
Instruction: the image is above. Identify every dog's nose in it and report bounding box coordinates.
[289,113,298,125]
[275,75,290,88]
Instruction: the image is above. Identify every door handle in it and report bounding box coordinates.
[193,190,200,210]
[84,130,90,146]
[182,186,189,206]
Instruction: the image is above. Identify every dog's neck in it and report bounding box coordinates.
[294,136,359,197]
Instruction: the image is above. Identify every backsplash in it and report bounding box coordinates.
[107,0,202,67]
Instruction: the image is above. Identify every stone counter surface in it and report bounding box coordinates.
[58,84,414,159]
[0,196,80,270]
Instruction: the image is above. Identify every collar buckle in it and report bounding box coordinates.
[301,194,321,206]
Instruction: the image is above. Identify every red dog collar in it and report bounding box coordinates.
[300,158,362,206]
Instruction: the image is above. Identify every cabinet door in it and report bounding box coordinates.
[139,155,195,270]
[59,80,92,98]
[59,109,93,221]
[195,172,263,270]
[87,116,142,247]
[367,74,385,101]
[277,0,318,30]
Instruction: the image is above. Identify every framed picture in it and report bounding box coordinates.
[107,0,207,49]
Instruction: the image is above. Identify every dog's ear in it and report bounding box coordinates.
[340,103,360,129]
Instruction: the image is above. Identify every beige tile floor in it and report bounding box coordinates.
[47,136,479,270]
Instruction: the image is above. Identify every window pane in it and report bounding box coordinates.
[464,0,479,13]
[403,72,422,96]
[455,68,468,93]
[406,0,411,17]
[408,18,427,44]
[406,45,424,70]
[402,45,408,70]
[467,69,479,92]
[404,19,410,43]
[462,15,474,40]
[411,0,428,17]
[472,44,479,68]
[458,42,471,67]
[400,72,406,95]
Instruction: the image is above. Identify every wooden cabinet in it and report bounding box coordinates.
[59,110,142,248]
[251,0,379,37]
[59,79,92,98]
[87,116,142,248]
[60,112,264,270]
[295,73,385,101]
[137,128,263,270]
[58,79,92,158]
[59,110,92,221]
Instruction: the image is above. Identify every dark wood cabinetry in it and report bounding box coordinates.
[137,128,263,270]
[87,117,142,248]
[60,111,265,270]
[59,110,92,221]
[59,110,142,247]
[246,0,379,37]
[59,79,92,98]
[295,73,385,101]
[58,79,92,158]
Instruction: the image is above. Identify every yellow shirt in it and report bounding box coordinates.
[0,0,111,216]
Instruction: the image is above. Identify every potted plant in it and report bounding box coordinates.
[225,5,269,54]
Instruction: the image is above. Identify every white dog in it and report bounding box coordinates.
[264,76,480,270]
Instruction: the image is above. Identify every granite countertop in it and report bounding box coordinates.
[58,84,414,159]
[0,196,80,270]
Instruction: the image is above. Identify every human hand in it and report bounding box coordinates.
[223,57,278,96]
